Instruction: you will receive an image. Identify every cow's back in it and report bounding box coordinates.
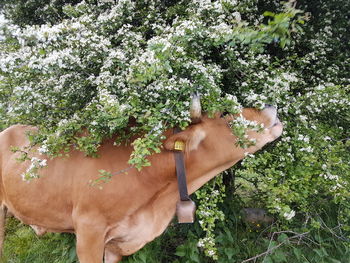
[0,125,74,230]
[0,125,175,233]
[0,125,33,205]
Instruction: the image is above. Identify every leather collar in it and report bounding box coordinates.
[173,127,196,223]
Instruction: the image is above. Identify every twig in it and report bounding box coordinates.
[241,231,310,263]
[318,216,350,242]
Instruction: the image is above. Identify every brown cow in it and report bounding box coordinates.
[0,104,283,263]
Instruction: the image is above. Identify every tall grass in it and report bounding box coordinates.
[2,205,349,263]
[2,217,77,263]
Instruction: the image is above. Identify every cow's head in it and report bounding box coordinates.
[165,98,283,165]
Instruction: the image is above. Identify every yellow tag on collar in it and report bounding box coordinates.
[174,141,185,151]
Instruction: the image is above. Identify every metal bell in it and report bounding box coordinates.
[176,199,196,223]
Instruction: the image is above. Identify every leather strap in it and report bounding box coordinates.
[173,127,190,201]
[173,127,196,223]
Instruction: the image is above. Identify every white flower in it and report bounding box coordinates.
[282,72,298,82]
[58,119,68,127]
[320,172,339,181]
[232,12,241,22]
[300,115,308,122]
[300,146,313,153]
[197,240,204,248]
[21,157,48,181]
[38,144,48,154]
[39,159,47,167]
[282,136,291,142]
[283,210,296,220]
[244,152,255,158]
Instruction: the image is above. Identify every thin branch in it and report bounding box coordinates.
[241,231,310,263]
[318,216,350,242]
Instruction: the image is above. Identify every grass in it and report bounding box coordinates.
[2,209,350,263]
[1,217,77,263]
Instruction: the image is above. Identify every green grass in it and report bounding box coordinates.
[2,214,350,263]
[2,217,77,263]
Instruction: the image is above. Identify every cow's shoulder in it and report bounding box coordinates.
[1,124,36,136]
[0,124,37,150]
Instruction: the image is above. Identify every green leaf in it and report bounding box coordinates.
[272,250,287,263]
[277,233,289,244]
[262,256,274,263]
[175,246,186,257]
[293,247,302,261]
[263,11,276,17]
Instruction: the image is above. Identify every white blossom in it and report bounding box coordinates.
[283,210,296,220]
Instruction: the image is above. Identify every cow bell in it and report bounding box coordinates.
[176,199,196,223]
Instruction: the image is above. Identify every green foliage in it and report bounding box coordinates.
[195,177,226,259]
[0,0,306,170]
[0,0,81,27]
[0,0,349,262]
[174,234,201,263]
[121,199,350,263]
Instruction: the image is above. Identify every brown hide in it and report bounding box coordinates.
[0,107,283,263]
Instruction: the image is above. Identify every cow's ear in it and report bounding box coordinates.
[164,127,206,152]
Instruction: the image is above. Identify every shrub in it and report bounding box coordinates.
[0,0,349,262]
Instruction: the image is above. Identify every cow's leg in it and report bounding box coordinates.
[0,206,6,256]
[104,244,122,263]
[75,223,105,263]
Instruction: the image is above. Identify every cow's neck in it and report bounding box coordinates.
[187,160,237,194]
[106,149,239,255]
[181,138,241,195]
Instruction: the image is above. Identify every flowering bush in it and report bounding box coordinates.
[0,0,349,262]
[231,0,350,220]
[0,0,304,166]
